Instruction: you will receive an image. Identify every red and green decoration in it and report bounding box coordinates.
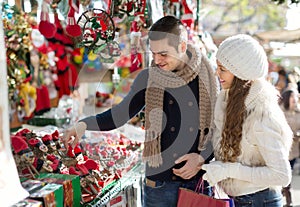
[77,8,120,63]
[2,5,34,119]
[66,0,82,37]
[75,0,150,63]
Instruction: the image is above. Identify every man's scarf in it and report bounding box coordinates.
[143,45,218,167]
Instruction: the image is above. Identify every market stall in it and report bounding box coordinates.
[1,0,212,206]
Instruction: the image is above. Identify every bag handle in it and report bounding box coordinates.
[195,178,204,193]
[195,178,222,197]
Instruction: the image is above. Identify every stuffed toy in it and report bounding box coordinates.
[41,134,57,155]
[11,135,39,177]
[19,81,37,119]
[27,137,49,158]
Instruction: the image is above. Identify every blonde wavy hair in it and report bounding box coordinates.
[219,77,252,162]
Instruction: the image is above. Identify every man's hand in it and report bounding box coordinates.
[172,153,205,179]
[61,122,87,148]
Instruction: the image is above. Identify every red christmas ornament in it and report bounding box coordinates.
[47,154,57,162]
[15,128,31,137]
[76,163,89,175]
[106,160,115,167]
[67,145,75,158]
[38,1,57,38]
[51,130,60,141]
[42,134,52,143]
[69,166,81,175]
[74,144,82,156]
[11,135,30,154]
[84,159,98,170]
[50,159,60,171]
[66,7,82,37]
[181,0,194,29]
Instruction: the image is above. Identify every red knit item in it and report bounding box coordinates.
[47,154,57,162]
[69,166,81,175]
[11,135,30,154]
[35,85,51,114]
[28,138,40,147]
[181,0,194,28]
[67,145,75,157]
[38,8,57,38]
[66,7,82,37]
[76,163,89,175]
[84,159,98,170]
[50,160,59,171]
[15,128,31,136]
[51,130,60,141]
[42,134,52,143]
[74,144,82,156]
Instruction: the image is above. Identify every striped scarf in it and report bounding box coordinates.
[143,44,218,167]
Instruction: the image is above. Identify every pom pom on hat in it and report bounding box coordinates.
[216,34,268,81]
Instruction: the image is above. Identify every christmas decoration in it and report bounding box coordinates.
[38,0,57,39]
[77,8,121,62]
[181,0,194,29]
[3,6,35,124]
[66,7,82,37]
[77,9,115,48]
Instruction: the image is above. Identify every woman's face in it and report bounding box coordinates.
[216,60,235,89]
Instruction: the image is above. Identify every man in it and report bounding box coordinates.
[63,15,218,207]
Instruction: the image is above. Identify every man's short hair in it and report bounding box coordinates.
[148,16,187,51]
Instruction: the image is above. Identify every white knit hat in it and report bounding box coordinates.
[216,34,268,80]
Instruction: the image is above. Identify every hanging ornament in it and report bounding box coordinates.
[181,0,194,29]
[93,40,121,63]
[129,18,142,73]
[131,0,148,28]
[77,9,115,48]
[112,0,148,25]
[77,8,120,62]
[66,7,82,37]
[113,0,137,19]
[38,0,57,38]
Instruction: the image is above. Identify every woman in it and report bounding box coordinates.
[202,34,293,207]
[280,88,300,207]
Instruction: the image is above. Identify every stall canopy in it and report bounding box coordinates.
[254,28,300,42]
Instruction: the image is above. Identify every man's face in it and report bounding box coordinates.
[149,38,183,71]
